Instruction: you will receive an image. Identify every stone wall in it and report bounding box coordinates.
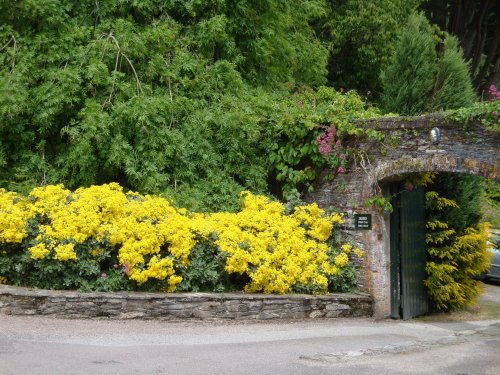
[0,285,372,320]
[307,114,500,319]
[0,116,495,322]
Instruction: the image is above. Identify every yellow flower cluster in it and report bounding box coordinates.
[2,184,193,290]
[0,189,30,243]
[190,192,358,294]
[0,184,361,293]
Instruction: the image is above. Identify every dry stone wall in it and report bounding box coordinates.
[0,285,372,320]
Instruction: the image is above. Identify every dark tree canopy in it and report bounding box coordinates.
[421,0,500,94]
[316,0,417,96]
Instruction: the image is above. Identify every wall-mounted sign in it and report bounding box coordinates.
[354,214,372,230]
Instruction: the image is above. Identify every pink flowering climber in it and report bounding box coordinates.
[317,142,332,155]
[489,85,500,100]
[316,125,336,155]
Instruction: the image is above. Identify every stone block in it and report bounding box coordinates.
[309,310,326,318]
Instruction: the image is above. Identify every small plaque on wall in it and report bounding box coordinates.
[354,214,372,230]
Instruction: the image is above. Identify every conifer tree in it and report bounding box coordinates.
[424,190,490,311]
[381,13,437,115]
[432,35,477,110]
[431,173,483,234]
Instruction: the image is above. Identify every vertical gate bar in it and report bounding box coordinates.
[401,186,429,320]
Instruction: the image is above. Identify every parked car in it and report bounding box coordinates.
[482,232,500,281]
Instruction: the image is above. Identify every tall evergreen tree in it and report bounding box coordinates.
[424,189,490,311]
[381,13,437,115]
[432,35,477,110]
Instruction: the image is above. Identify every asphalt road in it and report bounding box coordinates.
[1,283,499,375]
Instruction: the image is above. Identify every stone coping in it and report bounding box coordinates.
[0,285,372,320]
[356,113,453,130]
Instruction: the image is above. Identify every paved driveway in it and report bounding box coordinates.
[1,282,499,375]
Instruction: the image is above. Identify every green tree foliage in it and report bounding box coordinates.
[382,13,478,115]
[432,35,477,110]
[220,0,329,86]
[424,191,490,311]
[0,0,330,210]
[381,13,437,115]
[319,0,417,95]
[430,173,483,233]
[481,178,500,228]
[408,171,490,312]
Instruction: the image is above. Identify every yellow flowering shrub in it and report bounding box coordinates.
[0,189,31,243]
[0,184,362,294]
[24,183,194,290]
[189,192,361,294]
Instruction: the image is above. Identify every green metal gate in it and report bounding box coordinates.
[390,185,429,320]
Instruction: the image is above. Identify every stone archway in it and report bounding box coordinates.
[307,113,500,318]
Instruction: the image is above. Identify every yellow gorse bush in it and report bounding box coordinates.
[0,184,361,293]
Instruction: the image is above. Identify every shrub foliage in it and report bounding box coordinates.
[0,184,362,294]
[424,189,491,311]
